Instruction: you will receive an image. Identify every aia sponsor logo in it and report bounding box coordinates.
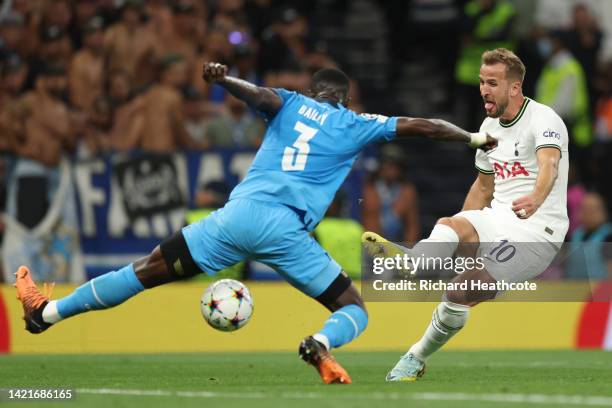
[493,161,529,179]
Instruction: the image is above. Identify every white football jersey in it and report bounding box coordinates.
[476,97,569,243]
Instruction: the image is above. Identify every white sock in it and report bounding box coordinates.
[409,224,460,273]
[312,333,330,351]
[42,300,63,324]
[408,301,469,361]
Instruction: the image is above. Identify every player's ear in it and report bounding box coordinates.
[510,80,521,97]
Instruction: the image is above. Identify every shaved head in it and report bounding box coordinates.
[310,68,350,106]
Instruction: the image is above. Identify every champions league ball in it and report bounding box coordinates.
[200,279,254,332]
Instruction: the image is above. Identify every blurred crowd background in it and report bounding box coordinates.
[1,0,611,282]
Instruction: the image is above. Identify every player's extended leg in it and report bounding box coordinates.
[15,231,202,334]
[298,273,368,384]
[386,267,497,382]
[363,216,479,274]
[365,215,485,382]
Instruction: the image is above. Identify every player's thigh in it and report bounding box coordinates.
[180,207,247,276]
[479,240,558,283]
[454,208,499,244]
[258,230,346,300]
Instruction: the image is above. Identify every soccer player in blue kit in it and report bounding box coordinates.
[16,62,496,384]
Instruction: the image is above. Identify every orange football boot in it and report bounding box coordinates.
[14,266,54,333]
[299,336,352,384]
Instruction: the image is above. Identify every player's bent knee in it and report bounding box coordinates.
[135,231,203,288]
[160,231,203,279]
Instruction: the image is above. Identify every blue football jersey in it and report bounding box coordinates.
[229,88,398,231]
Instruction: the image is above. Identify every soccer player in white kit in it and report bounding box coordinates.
[365,48,569,381]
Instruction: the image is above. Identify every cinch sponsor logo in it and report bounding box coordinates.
[543,129,561,139]
[493,161,529,180]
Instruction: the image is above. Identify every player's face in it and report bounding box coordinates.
[479,63,510,118]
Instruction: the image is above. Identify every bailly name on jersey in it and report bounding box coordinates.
[298,104,329,126]
[372,279,538,292]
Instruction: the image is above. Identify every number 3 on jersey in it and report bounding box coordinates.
[282,121,318,171]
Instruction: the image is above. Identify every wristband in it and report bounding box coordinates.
[469,132,487,148]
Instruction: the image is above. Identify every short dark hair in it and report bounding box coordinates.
[311,68,350,98]
[481,48,526,82]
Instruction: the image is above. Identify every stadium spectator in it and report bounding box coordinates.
[68,16,105,113]
[208,44,261,104]
[362,145,420,243]
[0,52,27,98]
[592,59,612,213]
[258,7,310,79]
[565,3,603,114]
[205,93,265,148]
[79,96,112,158]
[244,0,274,39]
[103,0,158,90]
[455,0,516,131]
[192,25,232,96]
[594,60,612,142]
[566,192,612,280]
[535,30,591,145]
[567,164,587,238]
[105,69,145,152]
[138,55,205,152]
[0,10,33,59]
[212,0,248,29]
[43,0,73,33]
[156,1,201,67]
[26,25,73,90]
[144,0,175,40]
[68,0,101,50]
[183,85,213,148]
[8,63,74,226]
[0,54,28,157]
[535,30,592,182]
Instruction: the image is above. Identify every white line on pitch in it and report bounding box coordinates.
[76,388,612,406]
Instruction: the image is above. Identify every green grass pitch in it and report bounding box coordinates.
[1,351,612,408]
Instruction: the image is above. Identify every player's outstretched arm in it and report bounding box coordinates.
[202,62,283,117]
[395,117,497,151]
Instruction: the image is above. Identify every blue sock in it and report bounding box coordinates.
[316,305,368,349]
[56,264,144,319]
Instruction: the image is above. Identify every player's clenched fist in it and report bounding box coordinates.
[202,62,228,83]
